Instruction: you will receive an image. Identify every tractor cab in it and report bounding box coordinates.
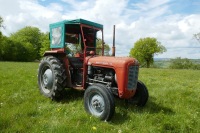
[46,19,104,88]
[49,19,104,57]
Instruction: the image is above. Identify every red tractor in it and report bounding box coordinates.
[38,19,148,121]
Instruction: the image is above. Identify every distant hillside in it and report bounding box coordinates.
[154,58,170,61]
[153,58,200,68]
[154,58,200,62]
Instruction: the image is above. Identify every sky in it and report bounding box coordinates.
[0,0,200,59]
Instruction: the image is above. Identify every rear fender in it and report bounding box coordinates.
[43,48,66,57]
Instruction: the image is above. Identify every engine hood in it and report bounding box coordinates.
[86,56,139,68]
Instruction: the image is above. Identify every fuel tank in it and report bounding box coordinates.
[86,56,139,68]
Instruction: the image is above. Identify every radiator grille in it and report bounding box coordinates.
[127,65,139,90]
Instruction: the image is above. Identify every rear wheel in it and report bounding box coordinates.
[38,56,67,100]
[84,84,115,121]
[127,81,149,106]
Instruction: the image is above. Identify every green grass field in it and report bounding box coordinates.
[0,62,200,133]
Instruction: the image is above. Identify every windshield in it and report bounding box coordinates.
[65,24,104,57]
[81,25,104,56]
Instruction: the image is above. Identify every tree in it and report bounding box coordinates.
[96,39,110,55]
[194,32,200,44]
[129,37,166,68]
[10,26,42,60]
[0,16,3,40]
[65,38,110,56]
[40,32,50,57]
[0,36,36,61]
[0,16,3,29]
[169,57,194,69]
[169,57,200,70]
[0,22,38,61]
[0,16,4,60]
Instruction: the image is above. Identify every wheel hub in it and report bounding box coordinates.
[42,69,53,92]
[90,95,105,115]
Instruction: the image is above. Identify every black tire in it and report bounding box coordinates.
[38,56,67,100]
[84,84,115,121]
[127,80,149,107]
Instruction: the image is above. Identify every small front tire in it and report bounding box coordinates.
[84,84,115,121]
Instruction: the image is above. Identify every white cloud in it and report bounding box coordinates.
[132,0,170,11]
[0,0,63,34]
[0,0,200,59]
[46,3,64,12]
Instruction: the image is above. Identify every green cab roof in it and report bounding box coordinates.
[50,18,103,29]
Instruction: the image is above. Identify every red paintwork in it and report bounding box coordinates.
[62,56,73,88]
[44,49,139,98]
[80,24,87,90]
[43,48,66,56]
[86,56,139,99]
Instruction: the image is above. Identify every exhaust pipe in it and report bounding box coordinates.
[112,25,115,56]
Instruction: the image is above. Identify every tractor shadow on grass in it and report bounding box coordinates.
[143,96,175,114]
[110,96,175,124]
[55,89,175,124]
[56,88,85,104]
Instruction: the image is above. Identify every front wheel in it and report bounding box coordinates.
[84,84,115,121]
[127,80,149,106]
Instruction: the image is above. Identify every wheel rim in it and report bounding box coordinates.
[41,67,53,94]
[89,94,105,116]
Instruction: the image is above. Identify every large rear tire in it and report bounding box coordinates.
[84,84,115,121]
[127,80,149,106]
[38,56,67,100]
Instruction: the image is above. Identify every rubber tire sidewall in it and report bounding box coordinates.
[129,80,149,107]
[38,56,66,100]
[38,58,55,98]
[84,84,115,121]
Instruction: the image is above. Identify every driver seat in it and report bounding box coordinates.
[68,57,83,68]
